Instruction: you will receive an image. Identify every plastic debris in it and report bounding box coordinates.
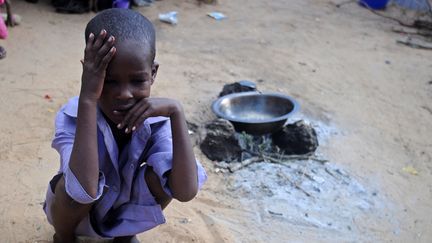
[207,12,226,20]
[402,166,419,175]
[179,218,192,224]
[159,11,178,25]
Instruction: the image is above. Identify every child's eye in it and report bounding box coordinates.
[132,79,147,83]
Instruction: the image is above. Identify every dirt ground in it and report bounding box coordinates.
[0,0,431,242]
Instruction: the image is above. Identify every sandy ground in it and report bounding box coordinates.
[0,0,431,242]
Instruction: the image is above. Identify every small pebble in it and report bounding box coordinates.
[179,218,192,224]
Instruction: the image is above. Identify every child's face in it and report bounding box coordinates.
[98,41,158,125]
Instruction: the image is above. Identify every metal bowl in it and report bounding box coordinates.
[212,92,299,135]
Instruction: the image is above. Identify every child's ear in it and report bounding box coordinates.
[151,61,159,85]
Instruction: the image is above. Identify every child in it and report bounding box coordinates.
[43,9,207,243]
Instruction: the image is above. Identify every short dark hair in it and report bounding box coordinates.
[85,8,156,61]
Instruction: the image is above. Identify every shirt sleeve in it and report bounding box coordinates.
[51,110,106,204]
[144,120,207,197]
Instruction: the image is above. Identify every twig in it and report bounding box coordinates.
[325,167,338,178]
[421,106,432,115]
[334,0,355,8]
[261,152,329,164]
[392,26,432,37]
[268,210,283,216]
[396,36,432,50]
[216,150,328,173]
[216,154,316,198]
[285,175,314,198]
[227,157,262,172]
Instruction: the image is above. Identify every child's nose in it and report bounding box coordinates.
[117,84,133,100]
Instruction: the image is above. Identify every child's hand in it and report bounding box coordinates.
[80,30,116,102]
[117,98,182,133]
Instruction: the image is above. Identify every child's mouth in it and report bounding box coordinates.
[112,105,133,116]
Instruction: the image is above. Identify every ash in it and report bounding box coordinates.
[219,119,399,241]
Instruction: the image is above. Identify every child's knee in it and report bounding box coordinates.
[50,176,92,226]
[52,176,84,210]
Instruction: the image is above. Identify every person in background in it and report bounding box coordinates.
[0,0,16,59]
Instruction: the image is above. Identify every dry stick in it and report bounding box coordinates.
[392,26,432,37]
[396,36,432,49]
[325,167,338,179]
[219,153,319,198]
[221,150,328,172]
[227,157,262,172]
[262,152,329,164]
[334,0,355,8]
[282,171,314,198]
[421,106,432,115]
[261,155,314,199]
[239,150,329,167]
[288,178,314,198]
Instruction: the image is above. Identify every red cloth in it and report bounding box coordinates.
[0,0,7,39]
[0,18,7,39]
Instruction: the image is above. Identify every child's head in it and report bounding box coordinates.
[85,8,156,64]
[85,9,158,125]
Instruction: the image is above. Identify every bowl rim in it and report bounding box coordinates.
[211,91,300,124]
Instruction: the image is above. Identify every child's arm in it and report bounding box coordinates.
[68,30,116,199]
[119,99,198,202]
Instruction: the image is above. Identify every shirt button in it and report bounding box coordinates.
[130,164,135,169]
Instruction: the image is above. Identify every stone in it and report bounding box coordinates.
[272,120,319,155]
[218,80,257,97]
[200,119,242,162]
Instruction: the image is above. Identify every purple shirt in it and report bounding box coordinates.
[44,96,207,238]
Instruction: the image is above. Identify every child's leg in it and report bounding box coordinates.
[144,166,172,209]
[50,176,93,243]
[113,167,172,243]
